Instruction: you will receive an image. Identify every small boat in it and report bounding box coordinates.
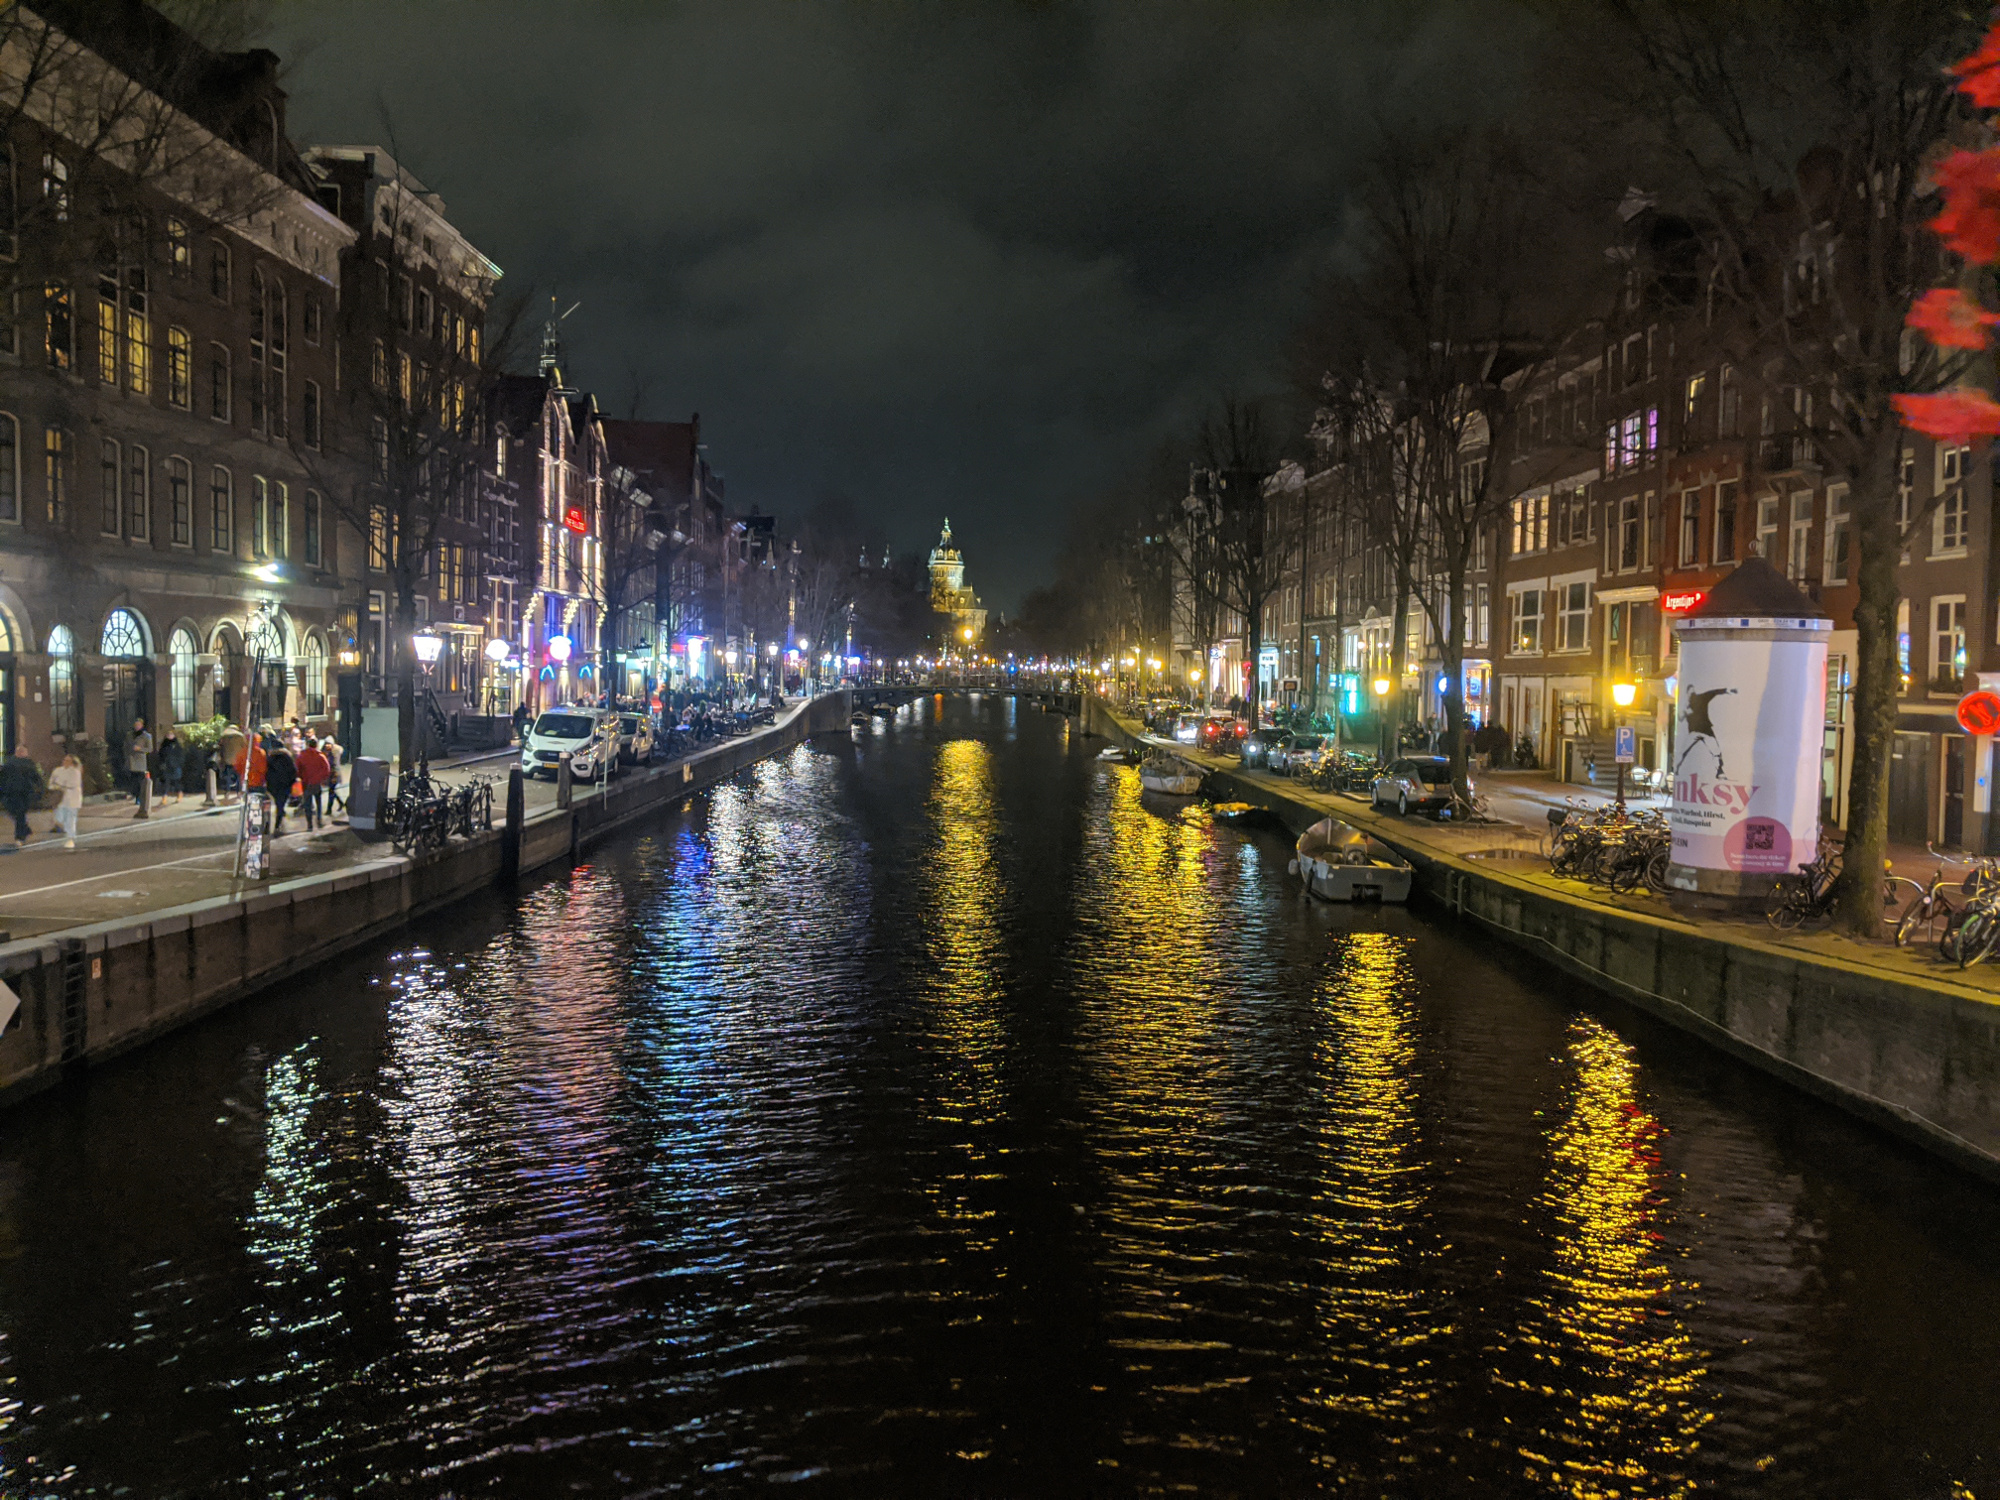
[850,711,872,726]
[1097,746,1133,763]
[1290,816,1413,903]
[1210,800,1275,828]
[1138,753,1203,796]
[870,703,898,718]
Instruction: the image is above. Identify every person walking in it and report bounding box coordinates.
[48,753,82,848]
[0,748,42,849]
[157,730,185,803]
[321,731,345,814]
[295,736,329,832]
[126,717,153,816]
[217,722,247,799]
[264,738,297,836]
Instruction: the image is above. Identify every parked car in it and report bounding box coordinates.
[616,712,656,765]
[1198,716,1247,752]
[1267,732,1327,775]
[1172,713,1203,745]
[1370,755,1458,815]
[1239,729,1275,768]
[520,708,620,781]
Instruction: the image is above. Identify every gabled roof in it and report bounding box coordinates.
[1685,555,1830,622]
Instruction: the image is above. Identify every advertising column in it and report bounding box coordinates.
[1665,558,1832,897]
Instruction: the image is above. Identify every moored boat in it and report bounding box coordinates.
[1211,800,1275,828]
[1290,816,1413,903]
[1138,753,1203,796]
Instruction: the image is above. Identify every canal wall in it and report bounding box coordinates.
[0,691,855,1109]
[1099,709,2000,1184]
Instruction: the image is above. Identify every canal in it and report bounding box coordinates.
[1,694,1997,1497]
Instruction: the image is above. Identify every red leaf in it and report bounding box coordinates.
[1907,287,2000,350]
[1951,21,2000,109]
[1931,148,2000,264]
[1893,389,2000,442]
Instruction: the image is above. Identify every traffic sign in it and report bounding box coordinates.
[1613,725,1636,764]
[1959,689,2000,736]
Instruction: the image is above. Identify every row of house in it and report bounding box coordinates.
[1183,292,1988,854]
[0,0,794,771]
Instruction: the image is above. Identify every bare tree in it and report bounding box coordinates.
[1588,0,1977,933]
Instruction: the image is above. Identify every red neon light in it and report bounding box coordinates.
[563,506,588,535]
[1662,589,1706,614]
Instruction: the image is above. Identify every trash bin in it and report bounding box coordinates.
[347,756,390,835]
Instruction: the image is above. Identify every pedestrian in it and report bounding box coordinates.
[126,717,153,811]
[321,731,345,813]
[0,747,42,848]
[511,702,529,742]
[237,731,267,801]
[48,753,82,849]
[295,736,329,831]
[157,730,185,802]
[217,722,246,797]
[264,737,296,835]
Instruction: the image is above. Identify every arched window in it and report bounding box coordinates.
[47,623,77,733]
[301,633,326,716]
[247,612,283,662]
[100,607,144,658]
[169,625,198,723]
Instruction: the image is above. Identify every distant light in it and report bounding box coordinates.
[484,637,511,662]
[1612,680,1637,708]
[546,634,573,664]
[412,631,445,666]
[1372,678,1391,697]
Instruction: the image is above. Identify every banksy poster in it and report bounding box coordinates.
[1671,634,1828,875]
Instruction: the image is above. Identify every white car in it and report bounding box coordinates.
[520,708,620,781]
[616,712,656,764]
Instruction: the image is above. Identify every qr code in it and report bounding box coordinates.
[1744,823,1775,851]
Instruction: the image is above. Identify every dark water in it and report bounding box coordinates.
[3,696,2000,1498]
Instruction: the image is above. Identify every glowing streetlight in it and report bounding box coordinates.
[1372,677,1391,697]
[1611,680,1637,708]
[411,631,444,668]
[483,637,511,663]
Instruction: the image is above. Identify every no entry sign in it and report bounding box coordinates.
[1958,689,2000,736]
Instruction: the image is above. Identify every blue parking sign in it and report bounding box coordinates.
[1613,725,1636,764]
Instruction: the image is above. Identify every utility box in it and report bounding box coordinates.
[347,756,391,836]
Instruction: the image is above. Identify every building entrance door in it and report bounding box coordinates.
[1888,732,1931,845]
[103,661,150,769]
[1945,736,1967,850]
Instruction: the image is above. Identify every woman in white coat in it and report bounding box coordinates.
[49,753,82,848]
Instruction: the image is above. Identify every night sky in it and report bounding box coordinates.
[264,1,1528,610]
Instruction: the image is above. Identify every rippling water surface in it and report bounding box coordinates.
[4,695,2000,1497]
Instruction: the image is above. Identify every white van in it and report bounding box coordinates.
[520,708,619,780]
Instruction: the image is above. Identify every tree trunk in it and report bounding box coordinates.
[1244,597,1263,729]
[1834,439,1904,937]
[1388,582,1410,761]
[393,582,417,776]
[1441,562,1470,800]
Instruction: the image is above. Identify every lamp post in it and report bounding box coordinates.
[484,635,511,716]
[411,630,445,767]
[1611,679,1637,811]
[1372,676,1392,761]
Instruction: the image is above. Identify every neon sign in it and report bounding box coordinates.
[1662,590,1706,614]
[563,506,588,535]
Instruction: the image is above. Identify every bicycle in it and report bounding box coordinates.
[1892,846,1993,954]
[1766,842,1845,930]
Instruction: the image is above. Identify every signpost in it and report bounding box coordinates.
[1613,724,1636,810]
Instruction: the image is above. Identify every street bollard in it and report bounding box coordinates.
[203,764,219,808]
[133,772,152,820]
[501,766,525,880]
[556,752,573,810]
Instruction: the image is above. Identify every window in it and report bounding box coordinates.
[1678,488,1701,565]
[1558,581,1590,651]
[247,268,265,432]
[1684,372,1706,433]
[100,609,143,658]
[397,350,411,407]
[1898,447,1917,530]
[96,294,117,384]
[416,286,431,336]
[1936,486,1970,555]
[208,342,230,420]
[302,293,321,344]
[301,634,326,716]
[0,413,16,523]
[261,273,286,438]
[43,426,65,523]
[124,297,149,395]
[1787,491,1813,581]
[209,465,231,553]
[493,428,507,479]
[303,488,321,566]
[40,152,66,220]
[1617,495,1641,570]
[251,474,267,556]
[166,217,189,275]
[301,379,321,449]
[44,283,70,369]
[168,625,198,723]
[1753,493,1779,559]
[209,240,229,300]
[369,503,389,571]
[1512,588,1544,654]
[468,324,479,365]
[166,456,191,545]
[46,625,77,734]
[1510,492,1549,555]
[1824,483,1850,585]
[371,338,388,389]
[127,444,148,540]
[271,479,288,558]
[1934,596,1968,688]
[161,325,190,408]
[1718,364,1739,435]
[99,438,119,534]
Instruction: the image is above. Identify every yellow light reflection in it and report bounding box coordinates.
[1510,1016,1711,1499]
[1299,930,1436,1458]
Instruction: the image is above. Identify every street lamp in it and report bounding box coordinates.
[411,631,444,767]
[484,635,511,717]
[1611,679,1637,810]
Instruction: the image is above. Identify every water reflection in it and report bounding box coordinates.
[1297,931,1436,1472]
[1511,1016,1712,1497]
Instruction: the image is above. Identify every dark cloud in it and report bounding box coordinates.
[263,0,1528,608]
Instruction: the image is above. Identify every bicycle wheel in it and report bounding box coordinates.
[1895,900,1930,949]
[1960,907,2000,969]
[1643,847,1670,894]
[1940,912,1965,964]
[1766,881,1809,931]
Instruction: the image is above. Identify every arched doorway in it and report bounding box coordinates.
[211,624,243,725]
[247,611,286,727]
[46,625,79,739]
[100,607,151,761]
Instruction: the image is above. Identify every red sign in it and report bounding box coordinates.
[1662,589,1706,614]
[563,506,588,535]
[1958,689,2000,736]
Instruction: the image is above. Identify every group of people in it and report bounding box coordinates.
[223,722,345,836]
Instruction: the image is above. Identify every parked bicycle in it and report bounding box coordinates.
[1891,845,1995,956]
